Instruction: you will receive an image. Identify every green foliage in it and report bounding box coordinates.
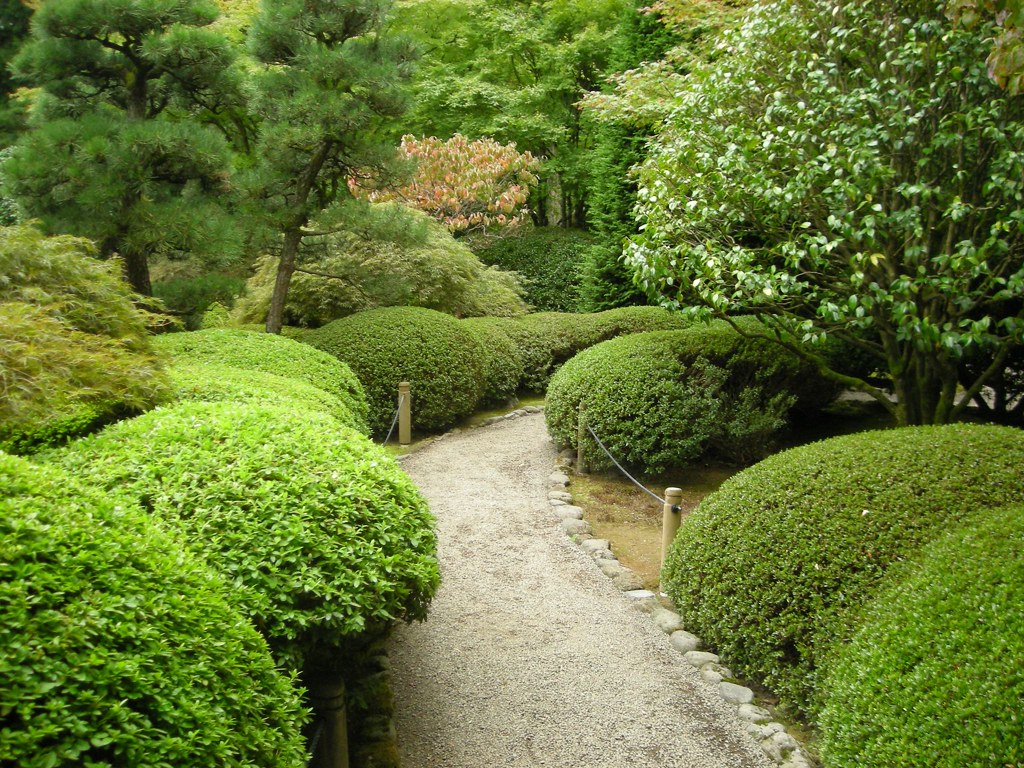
[545,319,832,472]
[393,0,629,227]
[305,307,487,436]
[152,273,246,330]
[662,424,1024,715]
[7,0,243,294]
[948,0,1024,93]
[245,0,412,332]
[0,452,308,768]
[460,317,526,405]
[167,361,362,429]
[0,225,169,454]
[630,0,1024,426]
[496,306,691,392]
[152,328,368,433]
[819,503,1024,767]
[48,401,440,673]
[234,207,527,328]
[475,227,596,312]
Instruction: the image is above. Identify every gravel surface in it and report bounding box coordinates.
[389,413,773,768]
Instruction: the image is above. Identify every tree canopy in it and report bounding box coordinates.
[629,0,1024,425]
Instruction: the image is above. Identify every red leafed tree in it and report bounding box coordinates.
[351,134,540,234]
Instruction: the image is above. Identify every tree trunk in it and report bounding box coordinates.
[122,249,152,296]
[266,228,303,334]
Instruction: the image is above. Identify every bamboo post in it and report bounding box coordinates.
[576,401,588,475]
[306,673,349,768]
[398,382,411,446]
[660,487,684,578]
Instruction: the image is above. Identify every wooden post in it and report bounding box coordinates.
[398,382,411,446]
[660,487,684,579]
[576,401,588,475]
[307,673,349,768]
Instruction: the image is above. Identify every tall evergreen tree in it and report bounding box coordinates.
[0,0,31,145]
[246,0,412,334]
[3,0,242,294]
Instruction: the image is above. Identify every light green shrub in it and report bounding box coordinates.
[819,504,1024,767]
[153,328,368,433]
[460,317,525,405]
[305,307,487,436]
[48,401,440,673]
[545,319,832,472]
[662,424,1024,715]
[167,362,361,429]
[0,225,169,454]
[0,452,308,767]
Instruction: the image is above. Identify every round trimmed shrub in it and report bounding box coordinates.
[1,226,169,453]
[305,307,487,436]
[545,320,833,472]
[818,504,1024,767]
[167,362,362,429]
[153,328,368,433]
[460,317,525,405]
[49,401,440,672]
[0,452,308,767]
[662,424,1024,715]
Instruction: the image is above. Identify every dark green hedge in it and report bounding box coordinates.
[545,319,833,472]
[819,504,1024,767]
[305,307,487,436]
[48,402,440,673]
[662,424,1024,716]
[474,227,597,312]
[167,362,362,430]
[495,306,691,392]
[153,328,368,434]
[460,317,525,406]
[0,452,308,767]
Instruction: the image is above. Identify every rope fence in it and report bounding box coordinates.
[584,422,679,512]
[383,394,406,445]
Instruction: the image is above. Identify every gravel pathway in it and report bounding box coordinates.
[389,413,773,768]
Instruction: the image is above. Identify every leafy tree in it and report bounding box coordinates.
[352,134,539,235]
[630,0,1024,425]
[3,0,243,295]
[0,0,31,145]
[947,0,1024,93]
[393,0,628,227]
[245,0,412,334]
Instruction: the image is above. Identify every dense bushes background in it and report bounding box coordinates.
[474,227,596,312]
[153,328,368,433]
[0,225,169,454]
[0,453,308,767]
[49,401,440,673]
[662,424,1024,715]
[307,307,487,436]
[152,273,246,330]
[545,319,833,472]
[819,504,1024,767]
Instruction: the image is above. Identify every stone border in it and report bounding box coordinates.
[547,456,814,768]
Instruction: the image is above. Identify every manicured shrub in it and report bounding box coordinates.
[153,328,368,433]
[0,225,169,454]
[545,319,832,472]
[305,307,487,436]
[49,401,440,673]
[460,317,525,405]
[474,226,597,312]
[167,362,362,429]
[819,504,1024,767]
[500,306,691,392]
[0,452,308,767]
[662,424,1024,715]
[152,273,245,330]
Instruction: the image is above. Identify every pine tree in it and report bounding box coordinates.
[4,0,242,294]
[246,0,412,333]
